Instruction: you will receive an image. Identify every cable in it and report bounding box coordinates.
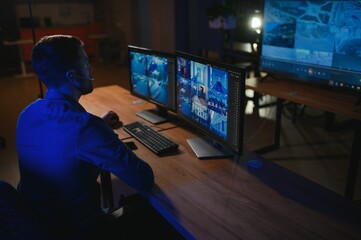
[27,0,44,99]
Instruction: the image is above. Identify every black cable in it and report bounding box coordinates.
[27,0,44,99]
[355,95,361,106]
[0,136,5,149]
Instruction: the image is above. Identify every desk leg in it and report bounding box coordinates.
[275,98,283,148]
[345,120,361,199]
[0,136,5,149]
[255,98,283,154]
[324,112,335,130]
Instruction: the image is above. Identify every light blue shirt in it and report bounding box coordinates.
[16,90,154,234]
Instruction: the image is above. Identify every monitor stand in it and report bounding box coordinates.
[136,107,171,125]
[187,137,234,159]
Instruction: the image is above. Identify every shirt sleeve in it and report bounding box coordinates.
[77,115,154,192]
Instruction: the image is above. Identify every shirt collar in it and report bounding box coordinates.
[45,90,75,101]
[45,90,85,111]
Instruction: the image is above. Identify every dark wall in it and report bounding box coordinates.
[174,0,189,53]
[175,0,262,56]
[0,0,20,75]
[1,0,20,40]
[175,0,224,55]
[130,0,152,48]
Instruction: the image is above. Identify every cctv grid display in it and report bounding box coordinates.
[260,0,361,92]
[128,45,177,112]
[176,52,245,154]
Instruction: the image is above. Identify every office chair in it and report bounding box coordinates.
[0,179,50,240]
[0,171,122,240]
[1,177,185,239]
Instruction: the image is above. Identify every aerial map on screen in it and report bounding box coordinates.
[261,1,361,91]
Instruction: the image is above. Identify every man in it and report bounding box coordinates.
[16,35,155,238]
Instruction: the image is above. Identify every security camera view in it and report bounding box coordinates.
[261,1,361,91]
[177,57,228,139]
[129,51,172,106]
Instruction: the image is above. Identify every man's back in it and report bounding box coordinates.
[16,91,104,233]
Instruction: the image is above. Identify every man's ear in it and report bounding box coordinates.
[65,69,76,81]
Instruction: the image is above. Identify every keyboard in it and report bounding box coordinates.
[123,121,179,155]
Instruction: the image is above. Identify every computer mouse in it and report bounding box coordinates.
[112,120,123,129]
[102,111,123,129]
[108,116,123,129]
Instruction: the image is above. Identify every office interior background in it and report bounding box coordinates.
[0,0,360,204]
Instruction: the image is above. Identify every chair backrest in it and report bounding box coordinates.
[0,180,49,240]
[0,174,118,240]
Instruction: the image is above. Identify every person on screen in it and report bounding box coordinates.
[16,35,154,239]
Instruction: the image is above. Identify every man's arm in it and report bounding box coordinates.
[78,115,154,192]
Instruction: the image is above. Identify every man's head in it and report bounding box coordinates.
[32,35,93,95]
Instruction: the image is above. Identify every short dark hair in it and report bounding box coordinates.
[32,35,85,87]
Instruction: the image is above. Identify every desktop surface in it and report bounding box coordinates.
[80,85,361,240]
[130,126,361,240]
[246,76,361,120]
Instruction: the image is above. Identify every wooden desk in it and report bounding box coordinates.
[246,77,361,119]
[246,77,361,199]
[80,85,361,240]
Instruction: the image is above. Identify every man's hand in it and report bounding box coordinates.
[101,110,123,129]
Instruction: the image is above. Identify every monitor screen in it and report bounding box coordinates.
[176,51,246,159]
[128,45,176,124]
[260,0,361,93]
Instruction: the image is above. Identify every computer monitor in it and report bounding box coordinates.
[128,45,176,124]
[260,1,361,94]
[176,51,246,159]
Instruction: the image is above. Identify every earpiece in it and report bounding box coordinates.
[72,74,94,81]
[66,71,94,81]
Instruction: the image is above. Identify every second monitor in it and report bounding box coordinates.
[128,45,176,124]
[176,51,246,159]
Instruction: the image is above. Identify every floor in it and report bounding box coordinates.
[0,59,360,201]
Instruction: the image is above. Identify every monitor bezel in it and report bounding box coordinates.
[128,45,177,113]
[259,0,361,95]
[175,51,246,155]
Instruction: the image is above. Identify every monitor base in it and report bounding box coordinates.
[187,137,234,159]
[136,108,172,125]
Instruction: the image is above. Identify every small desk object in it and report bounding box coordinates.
[80,85,361,240]
[3,39,35,78]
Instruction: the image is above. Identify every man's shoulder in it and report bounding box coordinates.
[21,98,95,122]
[19,98,44,115]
